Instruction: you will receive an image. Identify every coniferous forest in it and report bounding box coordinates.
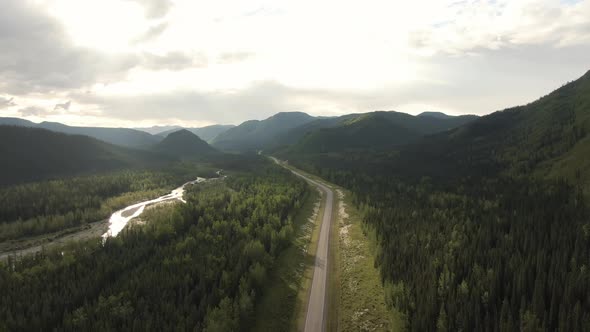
[290,156,590,331]
[0,160,307,331]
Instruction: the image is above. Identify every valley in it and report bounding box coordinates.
[1,71,589,331]
[2,2,589,331]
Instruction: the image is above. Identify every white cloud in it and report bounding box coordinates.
[2,0,589,126]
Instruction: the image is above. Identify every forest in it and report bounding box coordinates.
[285,149,590,332]
[0,158,308,330]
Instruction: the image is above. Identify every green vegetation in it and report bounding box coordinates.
[280,70,590,331]
[0,163,215,240]
[336,188,404,332]
[252,186,320,332]
[0,159,308,330]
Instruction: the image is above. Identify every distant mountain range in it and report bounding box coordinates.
[0,108,482,165]
[0,118,161,149]
[1,103,502,185]
[204,110,478,153]
[0,119,236,149]
[283,111,478,153]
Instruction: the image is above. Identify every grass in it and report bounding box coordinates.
[326,184,340,332]
[252,185,323,332]
[335,188,406,332]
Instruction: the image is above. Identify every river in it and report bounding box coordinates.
[102,178,206,239]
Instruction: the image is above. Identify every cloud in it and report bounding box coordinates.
[409,0,590,56]
[54,101,71,111]
[217,52,255,64]
[18,106,50,117]
[0,0,140,95]
[126,0,173,19]
[133,22,169,43]
[0,97,16,109]
[3,0,590,127]
[142,52,208,71]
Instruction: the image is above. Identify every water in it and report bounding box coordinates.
[102,178,206,239]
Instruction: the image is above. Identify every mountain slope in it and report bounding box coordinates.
[395,70,590,181]
[153,129,218,159]
[0,126,167,185]
[285,111,478,153]
[211,112,316,151]
[37,122,161,148]
[0,118,162,149]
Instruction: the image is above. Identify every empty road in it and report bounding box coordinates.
[271,158,333,332]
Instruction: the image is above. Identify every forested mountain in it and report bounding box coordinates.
[152,129,218,159]
[157,124,235,142]
[0,126,168,185]
[272,114,361,146]
[392,70,590,181]
[211,112,316,151]
[285,111,477,153]
[0,118,162,149]
[282,70,590,331]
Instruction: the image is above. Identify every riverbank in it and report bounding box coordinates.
[1,177,210,261]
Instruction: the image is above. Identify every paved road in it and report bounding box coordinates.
[271,158,333,332]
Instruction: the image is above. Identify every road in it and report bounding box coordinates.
[271,158,333,332]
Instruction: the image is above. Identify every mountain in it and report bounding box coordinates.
[0,126,167,185]
[153,129,218,159]
[417,111,455,119]
[0,118,162,149]
[0,117,36,127]
[272,114,359,147]
[135,125,182,135]
[285,111,478,153]
[37,122,162,149]
[211,112,316,152]
[389,70,590,182]
[157,124,235,142]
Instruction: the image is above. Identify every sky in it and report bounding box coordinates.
[0,0,589,128]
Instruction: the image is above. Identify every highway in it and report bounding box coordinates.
[271,157,333,332]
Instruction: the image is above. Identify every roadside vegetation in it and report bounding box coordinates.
[251,186,321,332]
[336,188,405,332]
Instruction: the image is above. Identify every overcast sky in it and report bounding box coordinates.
[0,0,589,127]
